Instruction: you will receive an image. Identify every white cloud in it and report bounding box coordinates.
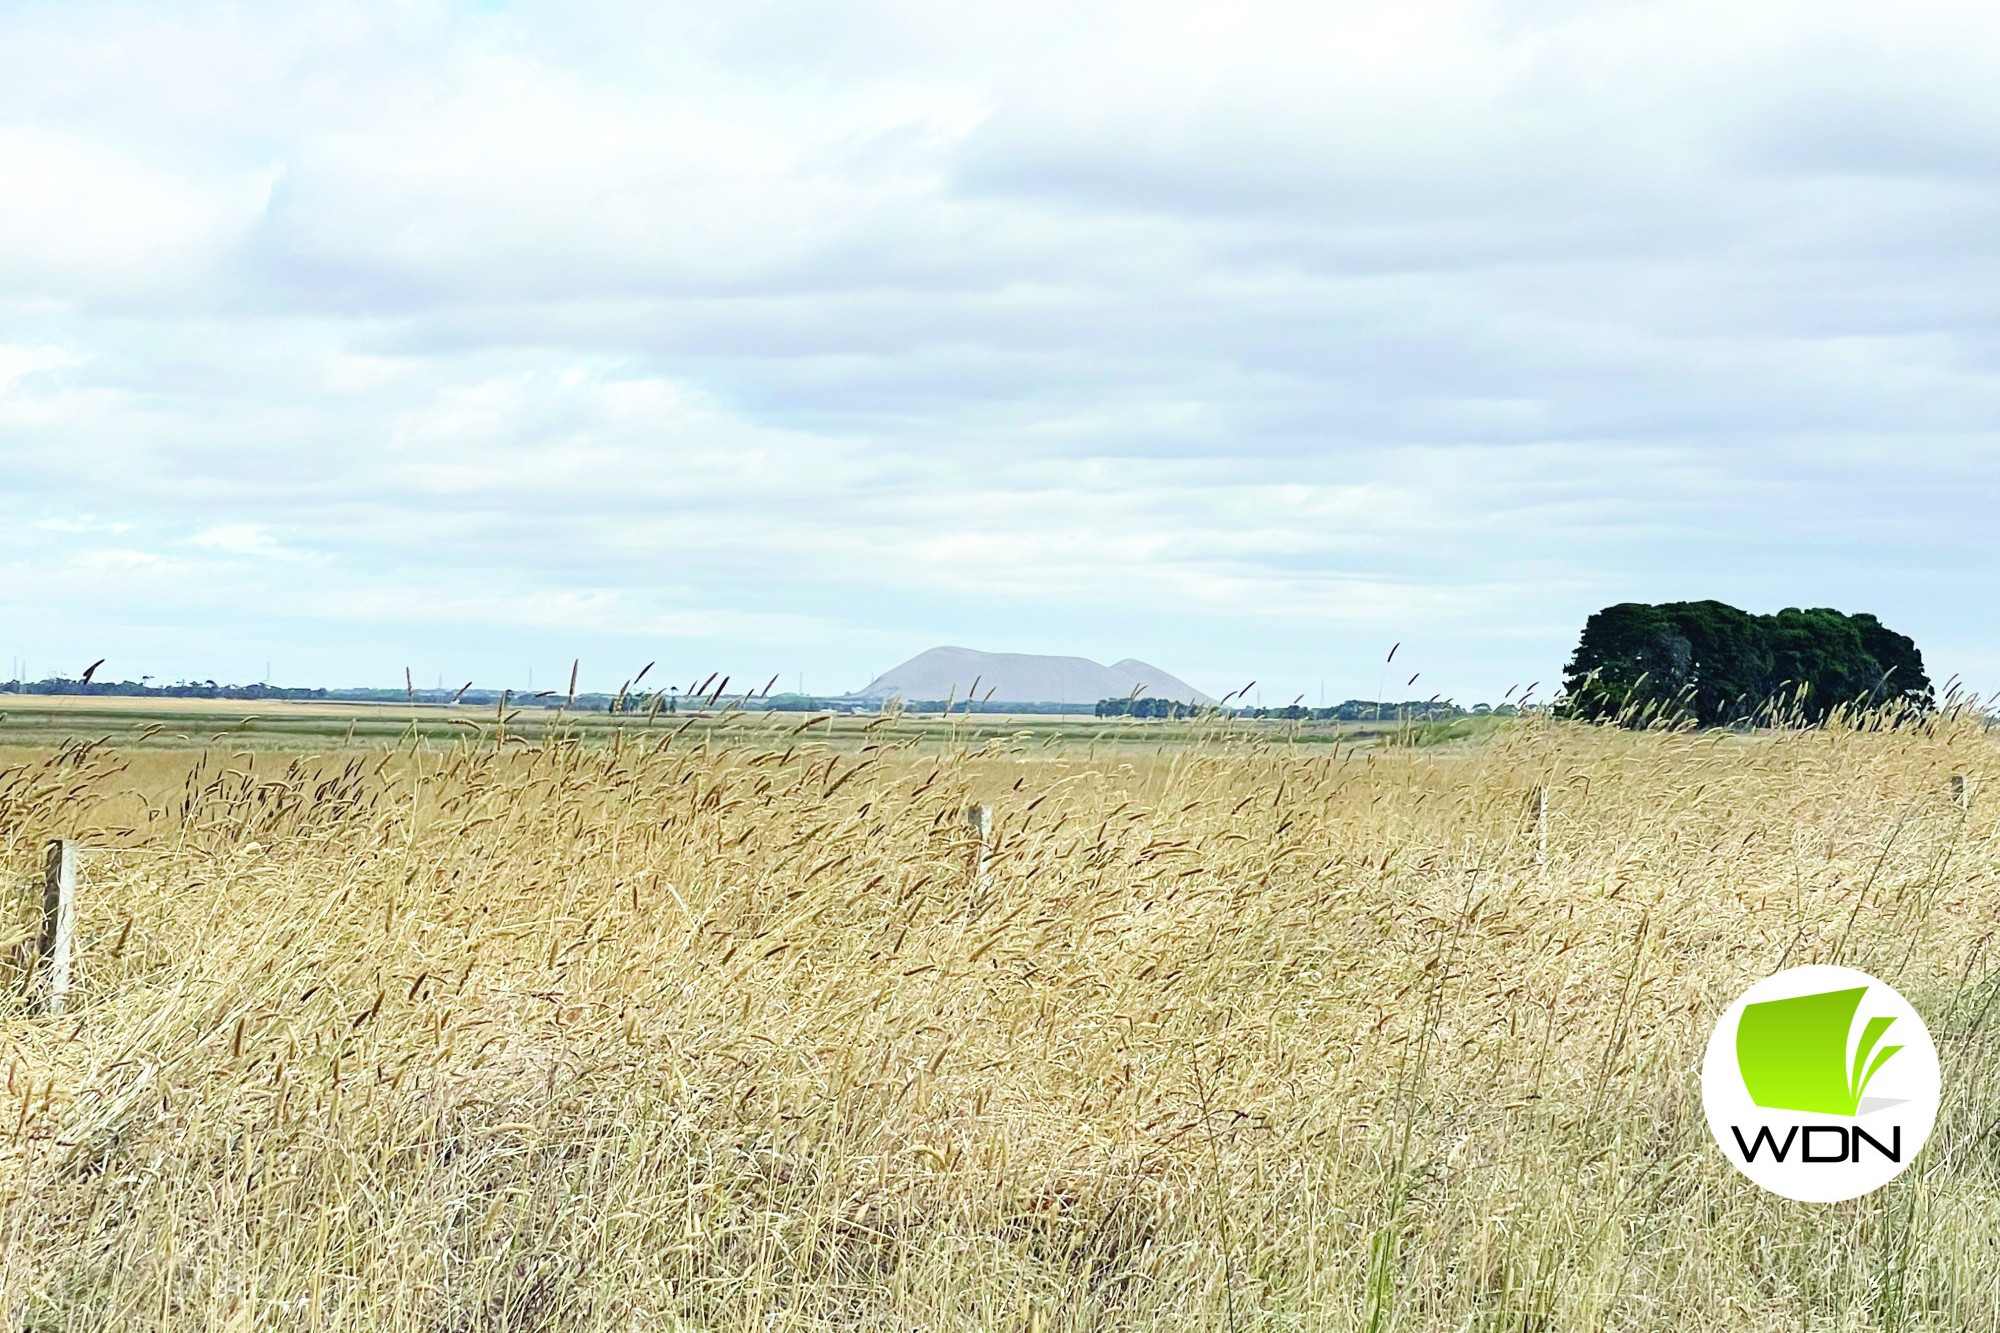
[0,0,1997,696]
[0,344,85,393]
[189,524,301,560]
[30,515,131,535]
[317,587,833,643]
[0,128,270,302]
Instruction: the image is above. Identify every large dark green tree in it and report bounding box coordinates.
[1560,601,1931,726]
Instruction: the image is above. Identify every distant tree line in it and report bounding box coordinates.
[2,676,618,710]
[2,677,337,702]
[1094,696,1200,718]
[1093,697,1495,721]
[0,677,1168,717]
[1292,699,1480,722]
[1559,601,1932,727]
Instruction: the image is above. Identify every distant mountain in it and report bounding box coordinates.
[854,647,1214,706]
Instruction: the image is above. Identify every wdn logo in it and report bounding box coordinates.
[1732,1122,1900,1165]
[1703,965,1939,1201]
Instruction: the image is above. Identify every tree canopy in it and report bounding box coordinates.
[1095,696,1199,719]
[1559,601,1931,726]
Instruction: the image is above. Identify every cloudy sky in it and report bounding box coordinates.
[3,0,1997,703]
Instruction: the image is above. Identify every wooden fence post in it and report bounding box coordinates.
[1533,785,1548,871]
[967,805,993,899]
[38,839,76,1016]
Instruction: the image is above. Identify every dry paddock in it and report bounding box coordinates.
[0,718,1996,1331]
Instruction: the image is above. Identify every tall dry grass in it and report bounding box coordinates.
[0,714,1996,1330]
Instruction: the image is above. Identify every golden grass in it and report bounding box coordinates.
[0,716,1996,1330]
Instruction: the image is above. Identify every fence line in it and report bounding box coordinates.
[37,838,76,1016]
[1534,785,1548,871]
[967,804,993,902]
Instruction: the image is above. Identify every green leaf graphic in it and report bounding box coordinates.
[1857,1044,1902,1104]
[1736,986,1901,1116]
[1849,1015,1894,1104]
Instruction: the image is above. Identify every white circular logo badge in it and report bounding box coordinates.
[1702,964,1939,1202]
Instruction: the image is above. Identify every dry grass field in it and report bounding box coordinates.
[0,713,1995,1330]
